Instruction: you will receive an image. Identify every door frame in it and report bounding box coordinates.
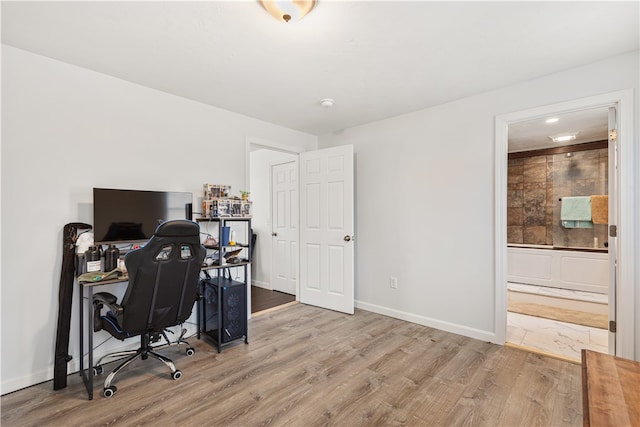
[245,136,305,185]
[494,89,636,359]
[245,136,304,299]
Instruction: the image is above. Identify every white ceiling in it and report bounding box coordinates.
[508,107,609,152]
[2,1,639,137]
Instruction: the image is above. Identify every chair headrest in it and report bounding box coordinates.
[153,220,200,238]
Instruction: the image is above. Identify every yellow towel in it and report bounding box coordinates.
[591,195,608,224]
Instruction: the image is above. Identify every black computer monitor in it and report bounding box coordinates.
[93,188,192,245]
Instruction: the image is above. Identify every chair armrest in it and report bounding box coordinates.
[93,292,122,314]
[92,292,122,332]
[93,292,118,306]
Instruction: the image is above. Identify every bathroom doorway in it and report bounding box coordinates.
[495,89,636,361]
[505,107,610,362]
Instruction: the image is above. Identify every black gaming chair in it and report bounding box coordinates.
[92,220,206,398]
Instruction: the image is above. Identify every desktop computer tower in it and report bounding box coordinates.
[200,275,247,347]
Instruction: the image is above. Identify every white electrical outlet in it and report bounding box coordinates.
[390,276,398,289]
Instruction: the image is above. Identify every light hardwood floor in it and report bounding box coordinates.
[1,304,582,426]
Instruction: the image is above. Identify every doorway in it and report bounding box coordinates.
[247,140,301,314]
[505,108,610,362]
[246,139,356,317]
[495,89,636,360]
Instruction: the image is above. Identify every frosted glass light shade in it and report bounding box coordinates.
[259,0,317,23]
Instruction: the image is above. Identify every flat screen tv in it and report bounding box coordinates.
[93,188,193,245]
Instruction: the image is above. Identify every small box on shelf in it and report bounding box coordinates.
[203,184,230,200]
[201,198,251,218]
[202,183,251,218]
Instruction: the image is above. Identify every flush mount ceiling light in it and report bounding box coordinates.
[549,132,578,143]
[545,117,559,124]
[259,0,317,23]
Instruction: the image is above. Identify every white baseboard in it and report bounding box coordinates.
[1,368,53,396]
[1,323,200,396]
[355,300,498,344]
[1,339,140,396]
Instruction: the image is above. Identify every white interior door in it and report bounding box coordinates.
[299,145,355,314]
[271,159,298,295]
[607,106,618,353]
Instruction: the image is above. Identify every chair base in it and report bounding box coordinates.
[93,331,193,397]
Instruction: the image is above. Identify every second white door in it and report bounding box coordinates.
[271,159,298,295]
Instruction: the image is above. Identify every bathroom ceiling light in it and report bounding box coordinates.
[545,117,559,124]
[549,133,578,143]
[259,0,317,23]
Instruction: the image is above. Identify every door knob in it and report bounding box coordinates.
[272,232,278,237]
[344,235,352,242]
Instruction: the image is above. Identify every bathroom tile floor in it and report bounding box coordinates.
[507,283,609,362]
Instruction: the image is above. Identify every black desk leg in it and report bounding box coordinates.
[88,286,94,399]
[79,282,84,378]
[217,281,222,353]
[245,264,249,345]
[197,281,202,340]
[79,284,94,400]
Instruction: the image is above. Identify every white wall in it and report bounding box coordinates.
[249,148,294,289]
[0,45,316,394]
[320,51,639,344]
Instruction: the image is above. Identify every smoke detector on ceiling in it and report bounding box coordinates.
[319,98,335,108]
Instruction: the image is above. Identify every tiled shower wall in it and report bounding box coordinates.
[507,147,608,248]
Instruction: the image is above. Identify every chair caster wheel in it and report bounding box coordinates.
[172,370,182,380]
[186,347,195,356]
[93,365,103,376]
[103,386,117,398]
